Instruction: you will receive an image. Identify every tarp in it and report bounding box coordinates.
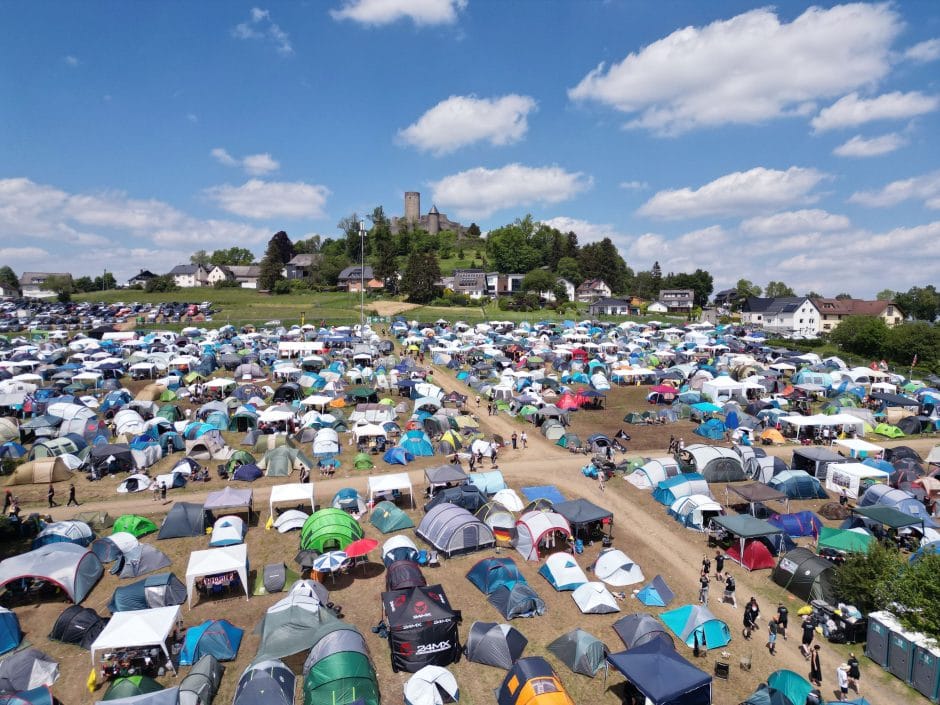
[607,639,711,705]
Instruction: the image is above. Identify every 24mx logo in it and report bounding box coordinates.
[415,641,451,655]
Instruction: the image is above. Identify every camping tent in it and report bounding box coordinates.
[425,485,487,514]
[465,622,527,669]
[538,553,588,592]
[403,666,458,705]
[0,608,21,655]
[233,660,295,705]
[496,657,574,705]
[547,629,608,677]
[767,512,822,538]
[112,544,172,579]
[382,585,461,673]
[668,495,723,532]
[6,457,71,485]
[0,543,102,603]
[514,511,572,561]
[766,670,813,705]
[157,503,207,539]
[302,648,379,705]
[209,516,245,547]
[612,613,674,649]
[653,473,710,506]
[592,549,645,587]
[0,649,59,692]
[269,483,314,518]
[768,471,828,500]
[386,560,427,592]
[178,654,223,705]
[253,563,301,595]
[179,620,243,666]
[772,548,836,603]
[571,583,619,614]
[367,473,415,508]
[606,639,711,705]
[636,575,675,608]
[300,509,364,552]
[369,501,415,534]
[467,558,525,595]
[48,605,107,649]
[627,457,681,490]
[112,515,157,538]
[273,510,308,534]
[102,675,164,701]
[660,604,731,650]
[726,539,777,571]
[90,606,182,672]
[416,504,495,557]
[253,593,329,663]
[108,573,187,612]
[185,545,249,607]
[487,582,546,620]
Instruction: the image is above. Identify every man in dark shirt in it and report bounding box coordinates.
[777,603,789,640]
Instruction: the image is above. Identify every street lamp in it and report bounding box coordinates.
[359,221,367,331]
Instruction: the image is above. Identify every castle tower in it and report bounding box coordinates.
[404,191,420,224]
[428,205,440,236]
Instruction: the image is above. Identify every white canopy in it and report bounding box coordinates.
[833,438,884,458]
[353,423,387,440]
[825,462,890,500]
[368,473,414,508]
[779,413,865,434]
[269,482,315,516]
[90,605,182,668]
[185,544,249,607]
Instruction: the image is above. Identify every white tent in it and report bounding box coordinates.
[778,413,865,436]
[593,548,645,587]
[539,552,588,591]
[491,488,524,512]
[825,462,890,499]
[269,483,315,517]
[185,544,249,607]
[209,516,246,547]
[311,428,339,456]
[274,509,308,533]
[572,582,620,614]
[90,605,182,670]
[832,438,884,460]
[403,665,459,705]
[515,510,572,561]
[352,423,387,440]
[367,473,414,508]
[117,474,152,494]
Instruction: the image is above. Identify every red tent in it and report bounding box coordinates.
[556,393,581,410]
[726,539,776,571]
[570,349,588,361]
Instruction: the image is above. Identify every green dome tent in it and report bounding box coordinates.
[302,651,379,705]
[300,509,364,552]
[369,501,414,534]
[112,515,158,538]
[354,453,374,470]
[103,676,164,700]
[874,423,905,439]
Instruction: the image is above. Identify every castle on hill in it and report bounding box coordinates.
[390,191,467,236]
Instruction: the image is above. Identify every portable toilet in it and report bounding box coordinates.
[865,611,897,668]
[888,623,921,684]
[911,637,940,703]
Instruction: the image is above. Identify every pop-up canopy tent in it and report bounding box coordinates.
[725,483,790,516]
[382,585,461,673]
[554,499,613,540]
[606,639,712,705]
[185,545,249,607]
[204,487,253,519]
[825,463,889,500]
[425,466,469,497]
[269,483,314,518]
[367,473,415,508]
[0,543,103,603]
[709,515,784,571]
[90,606,182,673]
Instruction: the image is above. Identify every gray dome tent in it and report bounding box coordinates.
[157,502,207,539]
[416,503,495,558]
[771,547,835,603]
[487,582,546,620]
[547,628,608,677]
[233,660,294,705]
[108,573,187,612]
[612,613,674,649]
[0,648,59,692]
[0,543,102,604]
[112,544,172,579]
[465,621,527,669]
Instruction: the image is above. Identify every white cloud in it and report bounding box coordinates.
[232,6,293,55]
[832,132,907,157]
[398,94,537,155]
[904,38,940,63]
[619,180,648,191]
[811,91,939,131]
[540,216,621,243]
[186,113,198,124]
[430,164,591,219]
[65,192,184,230]
[848,171,940,209]
[205,179,330,219]
[64,55,79,67]
[0,247,49,261]
[212,148,280,175]
[638,167,826,220]
[568,4,902,135]
[331,0,466,26]
[741,209,851,236]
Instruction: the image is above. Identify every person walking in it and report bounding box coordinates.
[511,432,518,450]
[701,554,711,577]
[742,605,755,640]
[160,482,167,503]
[698,573,710,605]
[840,488,848,507]
[809,645,823,687]
[767,617,778,655]
[520,431,527,449]
[468,454,476,473]
[847,653,861,695]
[714,551,725,581]
[67,483,79,506]
[836,663,849,701]
[153,483,160,502]
[724,572,737,607]
[486,402,492,416]
[800,616,816,658]
[598,473,606,493]
[2,490,11,514]
[777,603,789,640]
[47,483,58,508]
[745,597,761,628]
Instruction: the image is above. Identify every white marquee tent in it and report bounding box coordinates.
[90,605,183,670]
[185,544,249,607]
[269,483,315,517]
[367,472,414,508]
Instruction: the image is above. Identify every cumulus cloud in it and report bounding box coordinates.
[832,132,907,157]
[848,171,940,209]
[232,7,293,55]
[904,38,940,63]
[619,180,648,191]
[211,148,280,175]
[331,0,466,26]
[205,179,330,219]
[430,164,591,219]
[740,209,851,236]
[638,167,826,220]
[811,91,939,131]
[398,94,537,155]
[540,216,621,243]
[568,4,901,135]
[0,247,50,261]
[64,55,79,67]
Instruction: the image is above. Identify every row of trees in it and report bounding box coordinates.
[829,316,940,370]
[189,247,255,267]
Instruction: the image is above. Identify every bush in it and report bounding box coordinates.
[146,275,179,293]
[497,296,514,311]
[272,280,292,295]
[213,279,241,289]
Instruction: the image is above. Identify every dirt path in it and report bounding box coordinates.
[370,300,421,317]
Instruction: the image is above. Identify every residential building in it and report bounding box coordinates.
[450,269,488,299]
[658,289,695,313]
[206,266,233,286]
[338,265,374,292]
[485,272,525,297]
[713,288,738,309]
[740,297,821,336]
[646,301,668,314]
[19,272,71,298]
[227,265,261,289]
[588,297,638,316]
[127,270,157,288]
[812,297,905,332]
[347,278,385,293]
[554,278,576,302]
[575,279,612,303]
[283,254,322,281]
[168,264,208,288]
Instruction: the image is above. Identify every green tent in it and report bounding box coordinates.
[113,514,158,538]
[817,526,871,554]
[354,453,374,470]
[300,509,364,552]
[368,501,414,534]
[303,651,379,705]
[259,446,312,477]
[225,450,256,472]
[159,389,178,402]
[103,676,163,700]
[874,423,904,438]
[156,405,182,422]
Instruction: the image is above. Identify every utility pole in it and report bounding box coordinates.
[359,221,366,331]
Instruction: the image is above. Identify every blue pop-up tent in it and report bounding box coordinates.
[636,575,675,607]
[607,638,712,705]
[661,604,731,650]
[179,619,243,666]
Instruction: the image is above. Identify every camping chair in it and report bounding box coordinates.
[714,661,730,680]
[427,551,440,567]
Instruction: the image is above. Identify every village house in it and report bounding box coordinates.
[588,297,639,316]
[813,297,905,332]
[338,265,375,292]
[19,272,71,298]
[167,264,208,288]
[127,270,157,288]
[283,254,322,281]
[575,279,612,303]
[658,288,695,313]
[741,296,821,336]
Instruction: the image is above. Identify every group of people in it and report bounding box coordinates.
[798,614,862,699]
[46,483,79,508]
[150,482,168,503]
[667,436,685,454]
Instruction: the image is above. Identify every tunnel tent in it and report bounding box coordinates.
[90,606,183,673]
[302,649,379,705]
[0,543,103,604]
[768,470,829,500]
[857,485,935,526]
[766,670,813,705]
[612,613,674,650]
[514,511,572,561]
[7,457,71,485]
[771,547,836,603]
[32,520,94,549]
[157,503,207,540]
[300,509,364,553]
[606,639,711,705]
[107,573,187,612]
[382,535,420,566]
[369,501,415,534]
[416,503,495,557]
[178,654,224,705]
[233,660,294,705]
[253,593,330,663]
[668,494,724,532]
[627,457,683,490]
[48,605,108,649]
[274,510,309,534]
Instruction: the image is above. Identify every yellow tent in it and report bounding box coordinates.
[7,457,72,485]
[760,429,786,445]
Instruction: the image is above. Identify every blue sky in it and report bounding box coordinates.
[1,1,939,296]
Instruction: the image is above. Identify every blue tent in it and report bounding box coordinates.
[767,512,822,538]
[694,419,727,440]
[636,575,675,607]
[468,470,507,495]
[231,463,263,482]
[768,470,828,500]
[766,670,812,705]
[382,447,414,465]
[179,619,243,666]
[653,473,709,506]
[520,486,565,505]
[661,604,731,650]
[467,557,525,595]
[607,638,712,705]
[0,608,21,655]
[0,686,53,705]
[398,431,434,457]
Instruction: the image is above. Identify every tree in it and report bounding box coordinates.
[521,269,557,298]
[466,223,482,239]
[875,288,895,301]
[485,216,542,274]
[895,285,940,322]
[209,247,255,266]
[832,541,902,613]
[895,552,940,637]
[92,272,116,291]
[369,206,398,292]
[258,231,293,291]
[579,238,631,293]
[662,269,713,308]
[804,291,822,299]
[190,250,210,266]
[0,266,20,296]
[145,275,178,293]
[830,315,890,358]
[338,214,365,261]
[883,322,940,369]
[401,251,441,304]
[764,280,795,298]
[552,281,570,304]
[835,292,853,300]
[73,276,95,293]
[555,256,581,285]
[293,235,322,254]
[40,274,73,302]
[735,279,762,300]
[269,231,295,265]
